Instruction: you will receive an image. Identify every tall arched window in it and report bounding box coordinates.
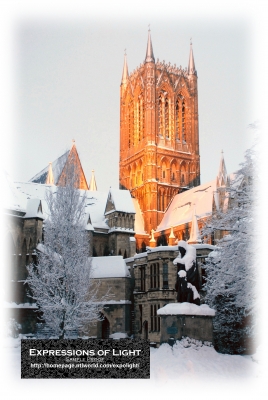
[158,95,164,136]
[175,99,180,140]
[182,100,186,141]
[128,102,134,147]
[138,95,144,140]
[165,98,169,138]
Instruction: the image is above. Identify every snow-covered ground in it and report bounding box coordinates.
[1,336,266,400]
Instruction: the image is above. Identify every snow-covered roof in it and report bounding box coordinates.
[14,181,110,229]
[105,188,135,214]
[157,303,215,316]
[24,198,44,219]
[3,170,28,213]
[90,256,131,278]
[157,179,217,232]
[132,198,146,234]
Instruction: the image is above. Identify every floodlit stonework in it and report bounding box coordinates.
[119,31,200,234]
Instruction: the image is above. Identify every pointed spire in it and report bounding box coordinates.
[188,40,196,75]
[168,226,176,246]
[121,50,129,86]
[89,169,97,191]
[217,150,228,187]
[188,207,201,244]
[46,162,54,185]
[145,27,155,63]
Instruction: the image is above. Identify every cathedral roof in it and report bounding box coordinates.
[29,141,89,190]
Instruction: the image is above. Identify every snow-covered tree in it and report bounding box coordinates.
[202,139,258,354]
[26,163,105,339]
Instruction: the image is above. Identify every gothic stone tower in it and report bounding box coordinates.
[119,31,200,234]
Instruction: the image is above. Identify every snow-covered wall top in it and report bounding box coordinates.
[157,179,216,231]
[90,256,131,278]
[157,303,215,316]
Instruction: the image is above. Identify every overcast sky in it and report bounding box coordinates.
[1,1,267,193]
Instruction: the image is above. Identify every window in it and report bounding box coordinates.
[165,98,169,138]
[140,267,146,291]
[182,101,186,141]
[150,304,160,332]
[150,263,160,289]
[158,95,163,136]
[162,262,169,289]
[175,99,180,140]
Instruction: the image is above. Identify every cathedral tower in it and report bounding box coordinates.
[119,32,200,233]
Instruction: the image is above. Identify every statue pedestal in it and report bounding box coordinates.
[157,302,215,344]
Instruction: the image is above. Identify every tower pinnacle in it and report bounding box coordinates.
[121,52,129,86]
[145,28,155,63]
[217,151,228,187]
[188,41,196,75]
[89,169,97,191]
[46,162,54,185]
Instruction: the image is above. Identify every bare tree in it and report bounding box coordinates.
[26,162,105,339]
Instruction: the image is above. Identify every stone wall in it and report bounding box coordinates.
[160,314,214,344]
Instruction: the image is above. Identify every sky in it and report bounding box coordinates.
[1,1,267,192]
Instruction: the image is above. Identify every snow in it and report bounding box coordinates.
[146,245,179,253]
[173,240,196,271]
[187,283,200,300]
[3,170,28,212]
[4,302,38,309]
[90,256,131,278]
[109,332,129,339]
[106,188,135,214]
[156,179,216,231]
[157,303,215,316]
[24,198,44,219]
[132,197,146,234]
[2,336,263,399]
[150,338,261,384]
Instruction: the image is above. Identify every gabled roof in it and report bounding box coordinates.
[29,141,89,190]
[30,150,69,185]
[105,188,135,215]
[24,199,44,219]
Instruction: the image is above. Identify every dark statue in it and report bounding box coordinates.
[173,240,200,305]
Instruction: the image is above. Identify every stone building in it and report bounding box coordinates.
[119,31,200,234]
[124,244,214,344]
[4,33,234,341]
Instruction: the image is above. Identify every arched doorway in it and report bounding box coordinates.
[143,320,148,340]
[101,316,110,339]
